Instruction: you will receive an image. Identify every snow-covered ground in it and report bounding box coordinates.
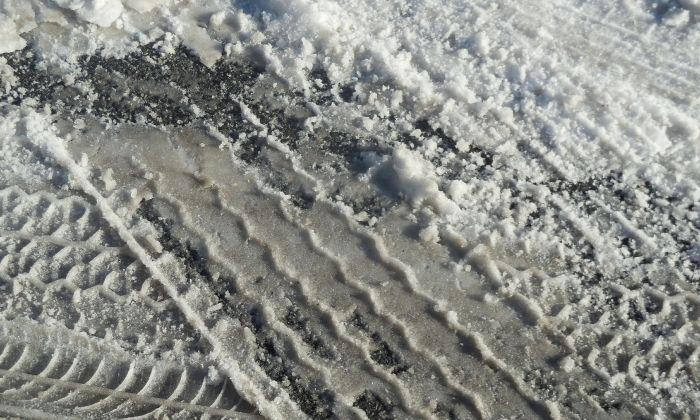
[1,0,699,418]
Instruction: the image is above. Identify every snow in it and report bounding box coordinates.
[1,0,700,417]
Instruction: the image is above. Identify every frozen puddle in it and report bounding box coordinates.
[1,0,699,419]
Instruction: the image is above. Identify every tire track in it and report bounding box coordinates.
[227,121,561,417]
[103,127,388,418]
[227,89,594,418]
[552,1,700,76]
[148,177,391,418]
[300,198,562,419]
[213,118,559,418]
[122,125,476,418]
[0,370,258,419]
[300,64,696,416]
[19,114,299,419]
[236,87,605,418]
[0,320,256,418]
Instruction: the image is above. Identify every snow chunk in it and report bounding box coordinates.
[0,14,27,54]
[53,0,124,28]
[374,146,459,216]
[101,168,116,191]
[168,12,222,68]
[559,356,575,373]
[445,310,459,327]
[419,224,440,243]
[448,179,469,202]
[663,8,690,26]
[123,0,160,13]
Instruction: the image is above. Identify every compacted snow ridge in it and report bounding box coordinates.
[0,0,699,419]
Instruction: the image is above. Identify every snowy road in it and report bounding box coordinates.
[1,0,699,418]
